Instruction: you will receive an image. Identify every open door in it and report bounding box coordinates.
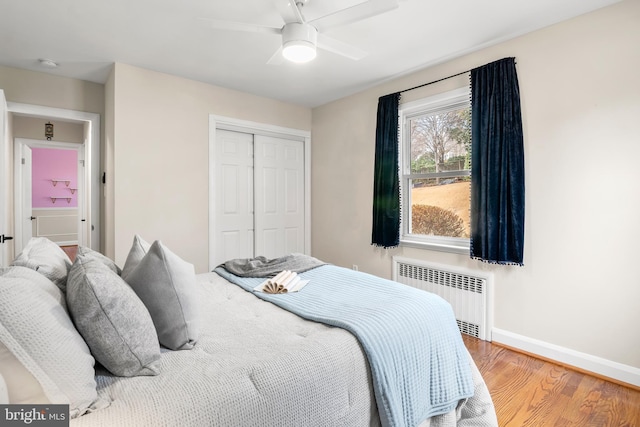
[17,144,33,247]
[0,90,12,266]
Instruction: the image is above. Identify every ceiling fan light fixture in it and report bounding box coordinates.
[283,41,317,63]
[282,22,318,63]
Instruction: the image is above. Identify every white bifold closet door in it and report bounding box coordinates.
[213,129,305,266]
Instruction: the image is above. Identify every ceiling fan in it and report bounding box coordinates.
[204,0,399,64]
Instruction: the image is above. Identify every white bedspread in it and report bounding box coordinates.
[71,272,497,427]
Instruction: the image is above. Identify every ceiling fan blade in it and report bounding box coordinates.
[309,0,399,32]
[317,33,367,61]
[200,17,281,35]
[266,46,285,65]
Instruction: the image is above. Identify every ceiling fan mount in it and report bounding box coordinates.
[203,0,399,64]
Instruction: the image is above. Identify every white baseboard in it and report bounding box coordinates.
[492,328,640,388]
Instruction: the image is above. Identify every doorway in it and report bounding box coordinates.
[14,138,86,253]
[0,98,100,265]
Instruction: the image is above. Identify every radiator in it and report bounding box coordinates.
[392,256,492,341]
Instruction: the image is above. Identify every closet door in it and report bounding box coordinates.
[254,135,305,259]
[213,129,255,266]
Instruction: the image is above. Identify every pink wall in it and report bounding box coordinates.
[32,147,78,208]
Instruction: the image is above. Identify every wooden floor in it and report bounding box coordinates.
[60,245,78,261]
[463,335,640,426]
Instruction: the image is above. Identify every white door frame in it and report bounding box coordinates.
[208,115,311,271]
[7,102,100,251]
[0,90,8,266]
[14,138,87,252]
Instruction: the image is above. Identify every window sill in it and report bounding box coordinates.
[399,237,469,255]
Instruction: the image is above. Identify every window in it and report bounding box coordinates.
[399,87,471,253]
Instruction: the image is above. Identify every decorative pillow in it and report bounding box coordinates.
[121,234,151,280]
[66,255,161,377]
[76,245,121,275]
[125,240,200,350]
[11,237,72,292]
[0,266,98,417]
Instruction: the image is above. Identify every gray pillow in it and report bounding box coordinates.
[76,245,121,275]
[125,240,200,350]
[121,234,151,281]
[0,266,98,417]
[66,255,161,377]
[11,237,72,292]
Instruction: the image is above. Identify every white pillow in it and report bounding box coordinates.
[11,237,72,292]
[125,240,200,350]
[121,234,151,280]
[0,341,49,404]
[0,266,99,418]
[0,373,8,405]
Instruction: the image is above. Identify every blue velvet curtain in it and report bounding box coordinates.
[371,92,401,248]
[470,57,525,265]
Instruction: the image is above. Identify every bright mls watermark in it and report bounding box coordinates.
[1,405,68,426]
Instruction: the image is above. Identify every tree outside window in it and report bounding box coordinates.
[399,88,471,253]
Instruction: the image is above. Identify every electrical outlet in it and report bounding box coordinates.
[352,264,358,271]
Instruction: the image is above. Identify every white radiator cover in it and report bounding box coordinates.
[392,256,493,341]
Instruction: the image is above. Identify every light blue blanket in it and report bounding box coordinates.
[215,265,474,427]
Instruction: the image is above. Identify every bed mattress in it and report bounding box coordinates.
[71,272,497,427]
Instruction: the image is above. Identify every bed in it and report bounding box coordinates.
[0,237,497,427]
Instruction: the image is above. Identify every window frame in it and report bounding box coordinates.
[398,87,471,254]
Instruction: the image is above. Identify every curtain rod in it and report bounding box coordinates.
[397,57,517,95]
[398,69,471,95]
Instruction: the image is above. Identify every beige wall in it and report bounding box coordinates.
[108,63,312,271]
[0,66,104,114]
[13,116,84,143]
[312,0,640,372]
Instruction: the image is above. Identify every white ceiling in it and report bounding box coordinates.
[0,0,622,108]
